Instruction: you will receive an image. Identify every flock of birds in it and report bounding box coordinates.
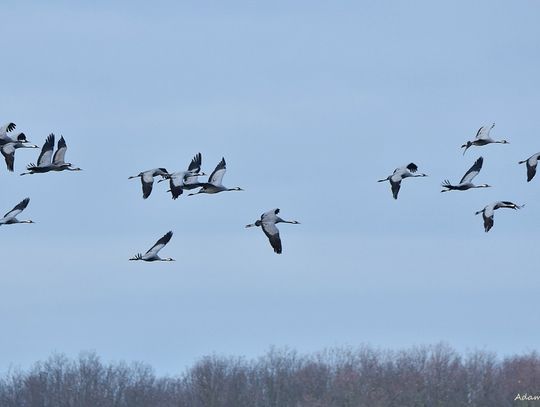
[378,123,538,232]
[0,123,300,258]
[2,120,539,258]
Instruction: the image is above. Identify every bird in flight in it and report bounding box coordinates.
[0,198,34,226]
[158,152,206,199]
[129,231,175,262]
[1,140,39,172]
[441,157,491,192]
[518,152,540,182]
[245,208,300,254]
[475,201,523,232]
[461,123,509,155]
[20,134,82,175]
[378,163,427,199]
[129,168,169,199]
[188,157,243,196]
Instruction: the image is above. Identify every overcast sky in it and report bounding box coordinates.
[1,0,539,374]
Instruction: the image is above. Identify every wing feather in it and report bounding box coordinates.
[4,198,30,219]
[169,177,184,199]
[53,136,67,164]
[460,157,483,184]
[475,123,494,140]
[526,162,537,182]
[391,180,401,199]
[261,222,282,254]
[208,157,226,185]
[145,231,173,256]
[1,143,15,171]
[37,134,55,167]
[0,122,16,136]
[187,152,202,173]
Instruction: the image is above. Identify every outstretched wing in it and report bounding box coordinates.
[527,162,537,182]
[483,212,494,232]
[37,134,55,167]
[525,155,539,182]
[390,180,401,199]
[460,157,483,184]
[145,231,173,256]
[208,157,226,186]
[4,197,30,219]
[168,176,184,200]
[0,122,16,138]
[261,222,282,254]
[53,136,67,164]
[475,123,494,140]
[187,152,202,173]
[494,201,522,210]
[1,143,16,171]
[141,173,154,199]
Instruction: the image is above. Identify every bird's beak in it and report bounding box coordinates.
[245,224,254,228]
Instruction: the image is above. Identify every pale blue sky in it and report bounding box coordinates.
[1,0,540,374]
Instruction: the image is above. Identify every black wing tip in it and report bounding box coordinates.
[163,231,173,240]
[20,197,30,207]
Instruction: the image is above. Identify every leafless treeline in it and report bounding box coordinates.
[1,344,539,407]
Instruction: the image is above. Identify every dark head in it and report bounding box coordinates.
[17,133,28,142]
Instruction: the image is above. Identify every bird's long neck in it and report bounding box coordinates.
[276,217,298,224]
[227,187,243,191]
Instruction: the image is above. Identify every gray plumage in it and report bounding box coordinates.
[245,208,300,254]
[188,157,243,196]
[441,157,491,192]
[1,141,39,172]
[518,152,540,182]
[461,123,509,155]
[378,163,427,199]
[0,123,26,145]
[475,201,523,232]
[158,153,206,200]
[0,198,34,226]
[20,134,82,175]
[130,231,175,262]
[129,168,169,199]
